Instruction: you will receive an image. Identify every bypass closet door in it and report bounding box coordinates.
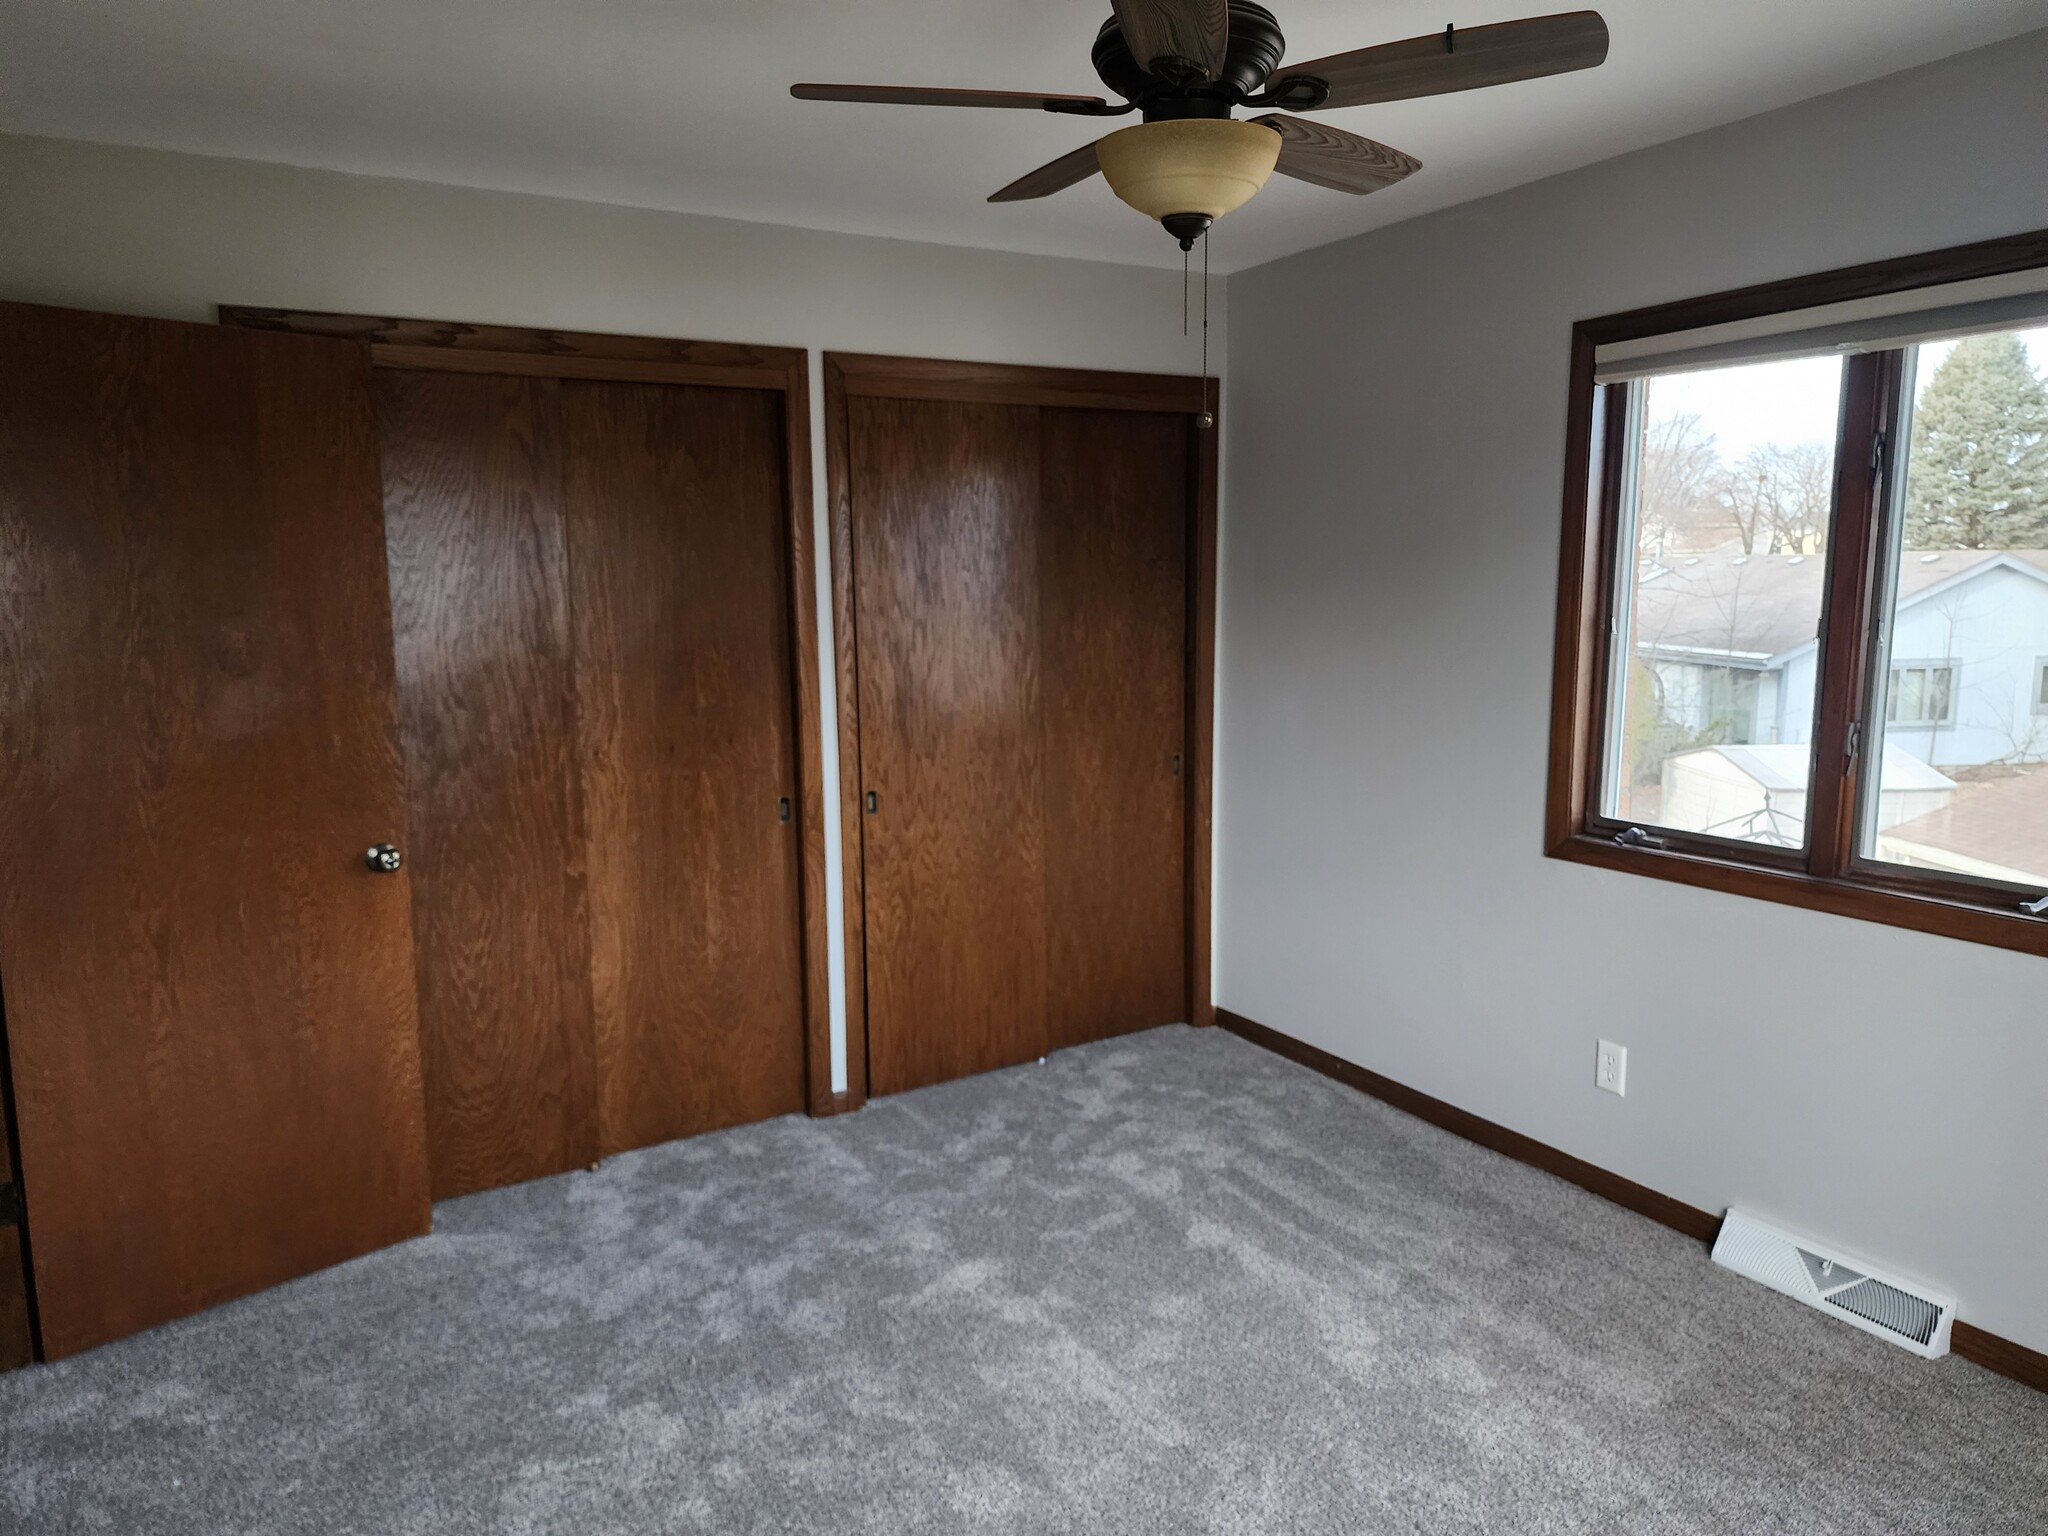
[374,363,808,1186]
[0,303,431,1359]
[851,398,1051,1095]
[567,381,809,1154]
[375,371,598,1200]
[849,393,1191,1096]
[1040,407,1190,1050]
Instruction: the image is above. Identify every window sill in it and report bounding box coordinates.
[1547,832,2048,959]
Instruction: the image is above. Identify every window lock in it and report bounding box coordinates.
[1612,826,1665,851]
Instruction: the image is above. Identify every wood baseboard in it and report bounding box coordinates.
[1217,1007,2048,1398]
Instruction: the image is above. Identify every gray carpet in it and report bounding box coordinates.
[2,1025,2043,1534]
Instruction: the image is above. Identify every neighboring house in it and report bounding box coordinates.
[1634,548,2048,881]
[1660,743,1955,847]
[1633,548,2048,769]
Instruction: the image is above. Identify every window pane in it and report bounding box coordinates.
[1602,356,1845,846]
[1861,325,2048,890]
[1898,667,1926,722]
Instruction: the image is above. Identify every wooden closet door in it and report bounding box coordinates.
[1040,408,1190,1049]
[565,382,807,1153]
[0,302,430,1359]
[374,371,598,1199]
[851,397,1051,1096]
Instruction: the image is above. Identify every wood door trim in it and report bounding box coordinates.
[824,352,1219,1111]
[830,352,1209,414]
[220,308,802,379]
[1219,1008,2048,1397]
[370,345,791,391]
[219,307,836,1118]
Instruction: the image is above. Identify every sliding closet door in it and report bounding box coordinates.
[851,398,1052,1095]
[1040,408,1190,1050]
[838,363,1202,1099]
[0,302,430,1358]
[374,371,598,1199]
[566,381,807,1153]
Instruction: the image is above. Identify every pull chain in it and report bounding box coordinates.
[1198,229,1213,430]
[1182,242,1190,337]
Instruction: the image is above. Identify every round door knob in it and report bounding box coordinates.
[365,843,404,874]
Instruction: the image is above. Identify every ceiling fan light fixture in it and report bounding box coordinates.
[1095,118,1279,244]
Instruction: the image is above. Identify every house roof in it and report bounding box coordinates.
[1689,743,1955,794]
[1880,767,2048,888]
[1632,549,2048,664]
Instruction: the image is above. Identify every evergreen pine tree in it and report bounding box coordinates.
[1903,333,2048,549]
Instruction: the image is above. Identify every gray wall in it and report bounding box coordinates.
[0,132,1222,1103]
[1220,31,2048,1352]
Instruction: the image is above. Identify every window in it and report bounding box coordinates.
[1885,664,1955,726]
[1600,356,1843,847]
[1861,328,2048,893]
[1549,229,2048,955]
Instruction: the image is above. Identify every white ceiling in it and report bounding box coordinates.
[3,1,2044,273]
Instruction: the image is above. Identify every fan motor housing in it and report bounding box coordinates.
[1092,1,1287,119]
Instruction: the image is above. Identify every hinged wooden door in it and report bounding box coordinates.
[0,302,432,1359]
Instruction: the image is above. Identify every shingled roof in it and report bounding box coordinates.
[1880,767,2048,888]
[1631,548,2048,663]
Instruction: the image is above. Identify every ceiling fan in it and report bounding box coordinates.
[793,3,1610,249]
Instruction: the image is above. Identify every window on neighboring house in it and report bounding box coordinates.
[1885,663,1956,726]
[1549,230,2048,954]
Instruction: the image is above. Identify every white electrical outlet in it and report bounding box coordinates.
[1596,1040,1627,1096]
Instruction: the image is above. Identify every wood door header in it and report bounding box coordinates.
[827,353,1209,415]
[219,308,804,392]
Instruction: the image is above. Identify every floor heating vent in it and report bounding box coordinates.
[1711,1209,1955,1358]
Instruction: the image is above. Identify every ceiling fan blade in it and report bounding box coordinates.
[988,141,1104,203]
[1254,115,1421,195]
[791,83,1110,111]
[1112,0,1230,83]
[1271,11,1609,110]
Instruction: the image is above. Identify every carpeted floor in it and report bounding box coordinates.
[2,1024,2043,1534]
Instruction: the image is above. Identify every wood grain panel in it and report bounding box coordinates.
[374,370,599,1199]
[850,397,1051,1095]
[1277,13,1609,110]
[1041,409,1189,1049]
[1254,114,1420,195]
[221,307,837,1122]
[1113,0,1229,80]
[988,142,1104,204]
[0,301,430,1359]
[565,382,807,1153]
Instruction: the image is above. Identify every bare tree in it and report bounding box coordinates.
[1637,412,1721,553]
[1714,442,1834,554]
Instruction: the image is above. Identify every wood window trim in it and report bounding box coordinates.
[218,307,841,1115]
[1545,231,2048,961]
[823,352,1220,1112]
